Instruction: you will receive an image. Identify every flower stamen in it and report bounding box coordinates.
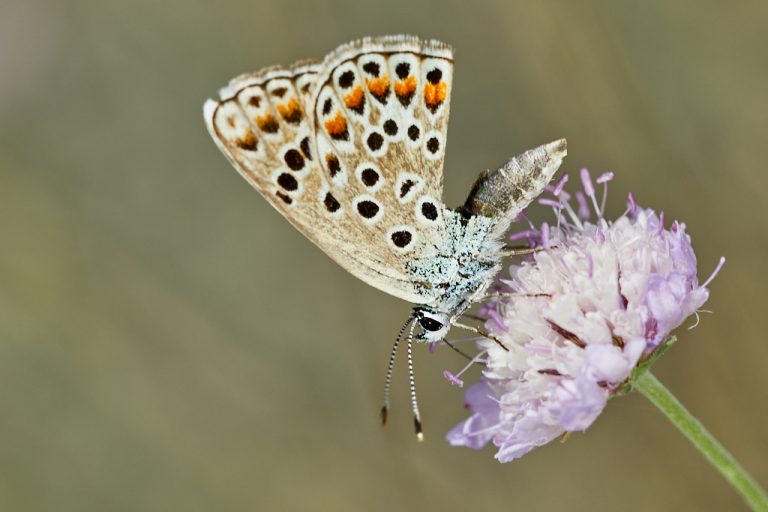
[702,256,726,289]
[597,171,613,216]
[443,370,464,387]
[553,174,569,196]
[580,168,602,216]
[575,191,590,220]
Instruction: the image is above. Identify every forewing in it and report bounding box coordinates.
[309,36,455,273]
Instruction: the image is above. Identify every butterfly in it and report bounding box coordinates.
[204,35,566,440]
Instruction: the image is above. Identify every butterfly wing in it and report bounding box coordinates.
[307,36,457,292]
[204,36,455,304]
[204,60,321,218]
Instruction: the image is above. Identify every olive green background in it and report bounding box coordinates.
[2,0,766,510]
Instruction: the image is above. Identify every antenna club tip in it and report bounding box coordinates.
[416,432,425,443]
[414,417,424,442]
[380,405,388,426]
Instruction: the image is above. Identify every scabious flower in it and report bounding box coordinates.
[446,169,724,462]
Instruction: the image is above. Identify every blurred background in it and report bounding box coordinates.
[2,0,767,510]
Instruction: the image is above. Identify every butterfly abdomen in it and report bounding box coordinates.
[460,139,567,235]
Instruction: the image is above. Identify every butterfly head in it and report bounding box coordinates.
[412,306,450,342]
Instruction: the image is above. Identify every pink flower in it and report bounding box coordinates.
[447,170,723,462]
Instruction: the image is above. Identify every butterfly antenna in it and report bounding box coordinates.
[381,316,413,427]
[406,320,424,442]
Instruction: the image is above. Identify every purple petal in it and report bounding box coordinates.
[580,168,595,197]
[645,273,691,341]
[585,340,644,383]
[446,382,499,450]
[509,229,537,241]
[541,222,550,248]
[443,370,464,387]
[627,192,637,215]
[596,171,614,184]
[575,191,590,219]
[538,198,563,209]
[551,378,608,431]
[553,174,570,196]
[493,417,563,462]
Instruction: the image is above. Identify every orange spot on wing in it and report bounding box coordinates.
[324,111,347,136]
[235,130,258,151]
[256,114,279,133]
[343,86,365,109]
[367,75,390,96]
[424,81,448,108]
[276,97,303,124]
[394,76,417,97]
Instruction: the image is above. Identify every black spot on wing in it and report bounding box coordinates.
[426,68,442,84]
[361,168,379,187]
[367,132,384,151]
[395,62,410,79]
[383,120,398,136]
[362,62,380,76]
[326,155,341,177]
[399,179,415,198]
[426,137,440,154]
[300,137,312,160]
[284,149,305,170]
[277,173,298,191]
[407,125,420,141]
[323,192,340,212]
[338,70,355,88]
[421,202,438,220]
[357,200,379,219]
[391,230,412,248]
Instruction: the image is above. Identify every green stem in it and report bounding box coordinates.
[635,372,768,512]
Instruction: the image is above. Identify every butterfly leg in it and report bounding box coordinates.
[441,339,474,361]
[478,245,553,261]
[482,291,551,301]
[452,321,510,351]
[494,244,557,258]
[502,244,540,256]
[380,317,413,426]
[459,312,485,322]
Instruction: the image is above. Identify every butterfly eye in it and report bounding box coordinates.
[419,316,444,332]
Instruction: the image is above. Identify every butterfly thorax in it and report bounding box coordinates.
[406,209,503,320]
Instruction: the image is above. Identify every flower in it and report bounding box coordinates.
[446,169,724,462]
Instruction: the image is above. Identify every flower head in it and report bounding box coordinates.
[447,170,723,462]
